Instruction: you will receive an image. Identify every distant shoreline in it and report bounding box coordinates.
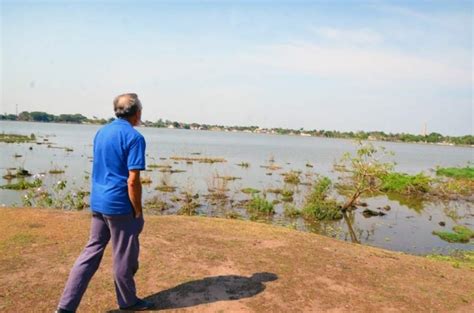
[1,119,473,148]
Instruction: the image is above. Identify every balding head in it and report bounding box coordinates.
[113,93,142,119]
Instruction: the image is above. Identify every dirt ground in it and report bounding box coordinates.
[0,207,473,312]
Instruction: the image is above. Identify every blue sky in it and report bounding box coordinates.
[1,0,472,135]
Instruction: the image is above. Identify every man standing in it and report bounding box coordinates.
[56,93,154,312]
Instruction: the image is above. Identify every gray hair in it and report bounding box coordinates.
[113,93,142,118]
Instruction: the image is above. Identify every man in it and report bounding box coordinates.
[56,93,154,312]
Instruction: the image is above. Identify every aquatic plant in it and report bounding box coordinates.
[246,194,274,216]
[140,176,152,184]
[170,156,226,164]
[380,172,431,194]
[433,226,474,243]
[282,171,301,185]
[284,205,301,218]
[241,187,260,195]
[1,178,43,190]
[2,167,32,180]
[236,162,250,168]
[0,133,35,143]
[302,177,342,221]
[281,189,294,202]
[436,166,474,180]
[177,192,200,216]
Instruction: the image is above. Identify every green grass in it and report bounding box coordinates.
[241,187,261,194]
[427,250,474,270]
[0,179,42,190]
[284,205,301,218]
[380,172,431,194]
[433,226,474,243]
[436,166,474,180]
[246,194,274,216]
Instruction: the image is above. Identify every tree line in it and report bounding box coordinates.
[1,111,472,145]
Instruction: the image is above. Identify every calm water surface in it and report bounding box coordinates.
[1,121,473,254]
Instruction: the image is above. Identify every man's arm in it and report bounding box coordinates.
[128,169,142,218]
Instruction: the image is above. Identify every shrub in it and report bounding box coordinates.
[302,177,342,220]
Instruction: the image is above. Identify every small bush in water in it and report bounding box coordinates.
[302,177,342,220]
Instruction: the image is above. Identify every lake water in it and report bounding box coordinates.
[1,121,473,254]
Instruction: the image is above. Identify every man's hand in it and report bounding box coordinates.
[128,169,142,218]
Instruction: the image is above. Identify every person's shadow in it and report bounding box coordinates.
[108,272,278,312]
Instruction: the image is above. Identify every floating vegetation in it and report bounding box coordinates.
[13,153,22,158]
[148,164,172,169]
[306,163,314,168]
[65,147,74,152]
[284,204,301,218]
[380,172,431,194]
[433,226,474,243]
[266,188,282,194]
[170,156,226,164]
[236,162,250,168]
[159,168,186,174]
[281,189,294,202]
[140,176,152,184]
[155,185,177,193]
[260,164,282,171]
[177,192,200,216]
[362,209,386,218]
[435,179,474,197]
[246,194,274,216]
[2,167,32,180]
[0,133,35,143]
[436,166,474,180]
[241,187,260,195]
[49,169,65,174]
[159,157,167,160]
[282,171,301,185]
[216,175,242,182]
[0,178,42,190]
[144,196,171,212]
[190,152,201,155]
[302,177,342,221]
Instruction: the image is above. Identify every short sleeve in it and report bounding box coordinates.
[127,135,146,170]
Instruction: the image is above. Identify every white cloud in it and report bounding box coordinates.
[312,27,383,45]
[245,42,471,87]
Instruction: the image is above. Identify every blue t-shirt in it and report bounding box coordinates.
[90,118,146,215]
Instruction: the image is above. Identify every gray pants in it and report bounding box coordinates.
[58,211,144,311]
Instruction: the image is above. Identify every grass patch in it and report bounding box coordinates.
[436,166,474,180]
[0,133,35,143]
[155,185,177,193]
[284,205,301,218]
[246,194,274,216]
[380,172,431,194]
[170,156,226,164]
[302,177,342,221]
[0,179,42,190]
[427,250,474,270]
[241,187,261,195]
[282,171,301,185]
[433,226,474,243]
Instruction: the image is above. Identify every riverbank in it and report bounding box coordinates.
[0,208,473,312]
